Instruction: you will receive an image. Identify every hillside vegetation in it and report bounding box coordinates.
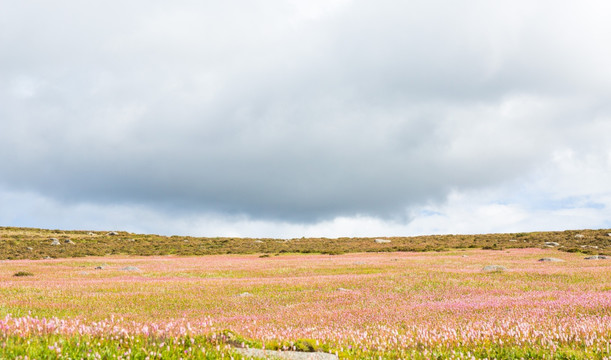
[1,226,610,260]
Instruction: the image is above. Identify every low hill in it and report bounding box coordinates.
[1,226,610,260]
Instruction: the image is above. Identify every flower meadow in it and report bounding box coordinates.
[1,248,611,359]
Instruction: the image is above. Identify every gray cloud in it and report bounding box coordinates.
[2,0,611,223]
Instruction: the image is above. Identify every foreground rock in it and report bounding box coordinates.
[544,242,560,247]
[233,348,338,360]
[538,258,564,262]
[482,265,506,272]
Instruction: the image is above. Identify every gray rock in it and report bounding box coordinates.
[233,348,338,360]
[508,239,518,242]
[94,266,106,270]
[106,231,119,236]
[26,247,33,251]
[50,238,60,246]
[64,239,75,244]
[585,255,608,260]
[87,232,96,236]
[482,265,506,272]
[607,233,611,237]
[544,242,560,247]
[337,287,351,292]
[374,239,391,244]
[120,266,140,271]
[238,292,253,297]
[574,234,585,239]
[538,258,564,262]
[254,240,264,243]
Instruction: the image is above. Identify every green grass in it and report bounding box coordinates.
[1,334,608,359]
[0,334,225,360]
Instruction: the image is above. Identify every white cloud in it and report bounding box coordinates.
[1,0,611,234]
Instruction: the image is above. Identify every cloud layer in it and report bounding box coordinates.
[1,1,611,235]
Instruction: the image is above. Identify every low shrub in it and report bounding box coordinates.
[13,271,33,277]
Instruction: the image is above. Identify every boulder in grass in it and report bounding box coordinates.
[233,348,339,360]
[374,239,391,244]
[64,239,75,244]
[607,233,611,237]
[106,231,119,236]
[585,255,608,260]
[482,265,506,272]
[50,238,60,246]
[538,258,564,262]
[238,292,253,297]
[544,242,560,247]
[120,266,140,271]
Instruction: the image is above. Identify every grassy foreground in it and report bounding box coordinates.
[1,247,611,359]
[1,226,611,260]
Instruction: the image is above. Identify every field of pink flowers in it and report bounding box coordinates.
[1,248,611,359]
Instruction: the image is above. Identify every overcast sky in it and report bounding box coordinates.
[1,0,611,237]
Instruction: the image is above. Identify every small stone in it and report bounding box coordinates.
[26,247,33,251]
[482,265,506,272]
[508,239,518,242]
[544,242,560,247]
[50,238,60,246]
[374,239,391,244]
[574,234,585,239]
[538,258,564,262]
[44,256,52,260]
[238,292,252,297]
[120,266,140,271]
[87,232,96,236]
[107,231,119,236]
[94,265,106,270]
[337,287,352,292]
[64,239,75,244]
[254,240,263,243]
[462,255,469,258]
[585,255,608,260]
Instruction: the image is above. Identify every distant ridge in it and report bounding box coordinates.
[1,226,610,260]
